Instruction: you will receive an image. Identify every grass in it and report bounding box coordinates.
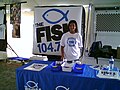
[0,60,22,90]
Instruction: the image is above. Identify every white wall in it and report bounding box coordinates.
[6,1,120,69]
[7,11,34,58]
[96,32,120,49]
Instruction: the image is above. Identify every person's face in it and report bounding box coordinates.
[69,23,76,33]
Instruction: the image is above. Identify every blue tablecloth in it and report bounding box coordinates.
[16,60,120,90]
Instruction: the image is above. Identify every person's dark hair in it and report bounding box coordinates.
[68,20,78,33]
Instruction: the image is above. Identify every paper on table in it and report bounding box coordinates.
[97,70,120,80]
[24,63,48,71]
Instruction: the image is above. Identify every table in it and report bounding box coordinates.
[8,57,29,65]
[16,60,120,90]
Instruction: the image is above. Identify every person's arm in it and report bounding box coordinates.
[61,46,64,60]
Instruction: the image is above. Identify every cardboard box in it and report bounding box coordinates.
[117,47,120,59]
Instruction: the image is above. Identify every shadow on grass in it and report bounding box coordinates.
[0,60,22,90]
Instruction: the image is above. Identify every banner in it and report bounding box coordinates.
[10,3,21,38]
[33,6,84,55]
[0,6,7,51]
[10,3,21,24]
[0,10,5,39]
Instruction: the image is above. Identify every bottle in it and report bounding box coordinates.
[109,56,114,71]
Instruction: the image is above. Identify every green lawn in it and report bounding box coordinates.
[0,60,21,90]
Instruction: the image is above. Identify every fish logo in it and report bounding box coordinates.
[67,37,76,47]
[56,85,69,90]
[26,81,38,89]
[42,9,69,24]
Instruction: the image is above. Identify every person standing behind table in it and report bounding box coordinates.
[60,20,83,62]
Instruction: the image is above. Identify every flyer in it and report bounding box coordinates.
[24,63,48,71]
